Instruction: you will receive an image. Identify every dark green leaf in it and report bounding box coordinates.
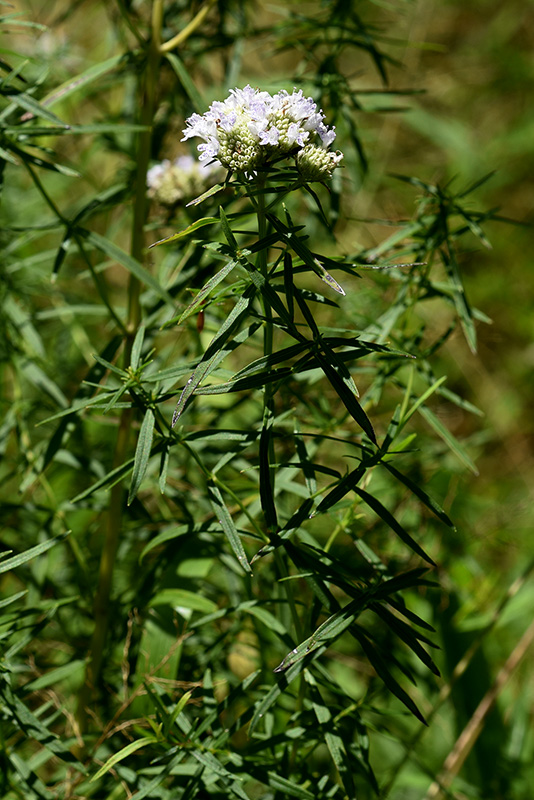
[128,408,155,504]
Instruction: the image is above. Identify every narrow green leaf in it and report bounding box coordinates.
[172,296,257,425]
[267,773,315,799]
[219,206,238,250]
[2,682,82,765]
[0,532,69,575]
[315,351,377,444]
[419,404,479,474]
[400,375,447,428]
[84,230,173,304]
[305,673,356,799]
[442,246,477,353]
[259,409,277,533]
[70,457,135,503]
[208,482,252,573]
[172,258,237,327]
[139,522,219,562]
[353,485,435,565]
[23,660,85,692]
[186,182,225,207]
[0,590,27,609]
[128,408,155,504]
[20,360,68,408]
[193,365,293,396]
[283,250,295,320]
[168,690,193,734]
[382,460,455,528]
[249,649,326,736]
[372,604,440,676]
[354,627,427,724]
[268,213,345,294]
[8,141,80,176]
[91,353,126,377]
[130,325,145,371]
[7,92,69,127]
[39,54,124,108]
[165,52,205,113]
[231,341,311,380]
[91,737,156,782]
[149,216,218,248]
[0,143,18,164]
[158,441,170,494]
[150,589,217,614]
[37,391,118,426]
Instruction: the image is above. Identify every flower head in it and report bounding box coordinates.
[182,85,342,180]
[147,155,222,206]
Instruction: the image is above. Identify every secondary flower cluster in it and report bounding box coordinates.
[146,155,222,206]
[182,85,343,181]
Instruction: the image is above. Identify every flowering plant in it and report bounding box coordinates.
[182,85,343,180]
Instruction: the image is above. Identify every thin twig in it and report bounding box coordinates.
[425,618,534,799]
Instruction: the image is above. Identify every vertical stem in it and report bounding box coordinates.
[128,0,163,340]
[255,184,302,644]
[76,0,163,733]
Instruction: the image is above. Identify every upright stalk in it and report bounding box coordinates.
[76,0,163,733]
[255,183,303,644]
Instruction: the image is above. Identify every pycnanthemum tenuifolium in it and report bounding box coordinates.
[182,85,343,179]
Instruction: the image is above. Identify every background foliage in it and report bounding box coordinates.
[1,1,533,799]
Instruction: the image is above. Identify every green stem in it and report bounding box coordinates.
[255,183,303,647]
[128,0,163,339]
[76,0,163,734]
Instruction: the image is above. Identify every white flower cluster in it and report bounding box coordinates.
[146,155,222,206]
[182,85,343,180]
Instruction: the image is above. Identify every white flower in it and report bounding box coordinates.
[146,159,171,190]
[147,155,223,206]
[181,85,342,178]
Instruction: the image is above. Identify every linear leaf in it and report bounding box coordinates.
[305,673,356,799]
[382,460,455,528]
[128,408,155,504]
[23,660,85,692]
[165,52,205,113]
[84,230,173,304]
[173,258,237,326]
[248,648,326,736]
[186,182,225,207]
[268,213,345,294]
[149,216,218,249]
[150,589,217,614]
[0,532,69,575]
[7,92,70,127]
[208,482,252,574]
[91,737,156,782]
[172,298,257,424]
[40,54,124,109]
[353,627,427,724]
[442,246,477,353]
[70,457,135,503]
[130,325,145,371]
[267,773,315,799]
[316,351,376,443]
[419,404,479,474]
[353,485,435,565]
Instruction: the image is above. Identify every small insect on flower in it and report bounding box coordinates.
[182,85,343,180]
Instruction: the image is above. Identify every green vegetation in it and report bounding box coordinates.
[1,2,533,798]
